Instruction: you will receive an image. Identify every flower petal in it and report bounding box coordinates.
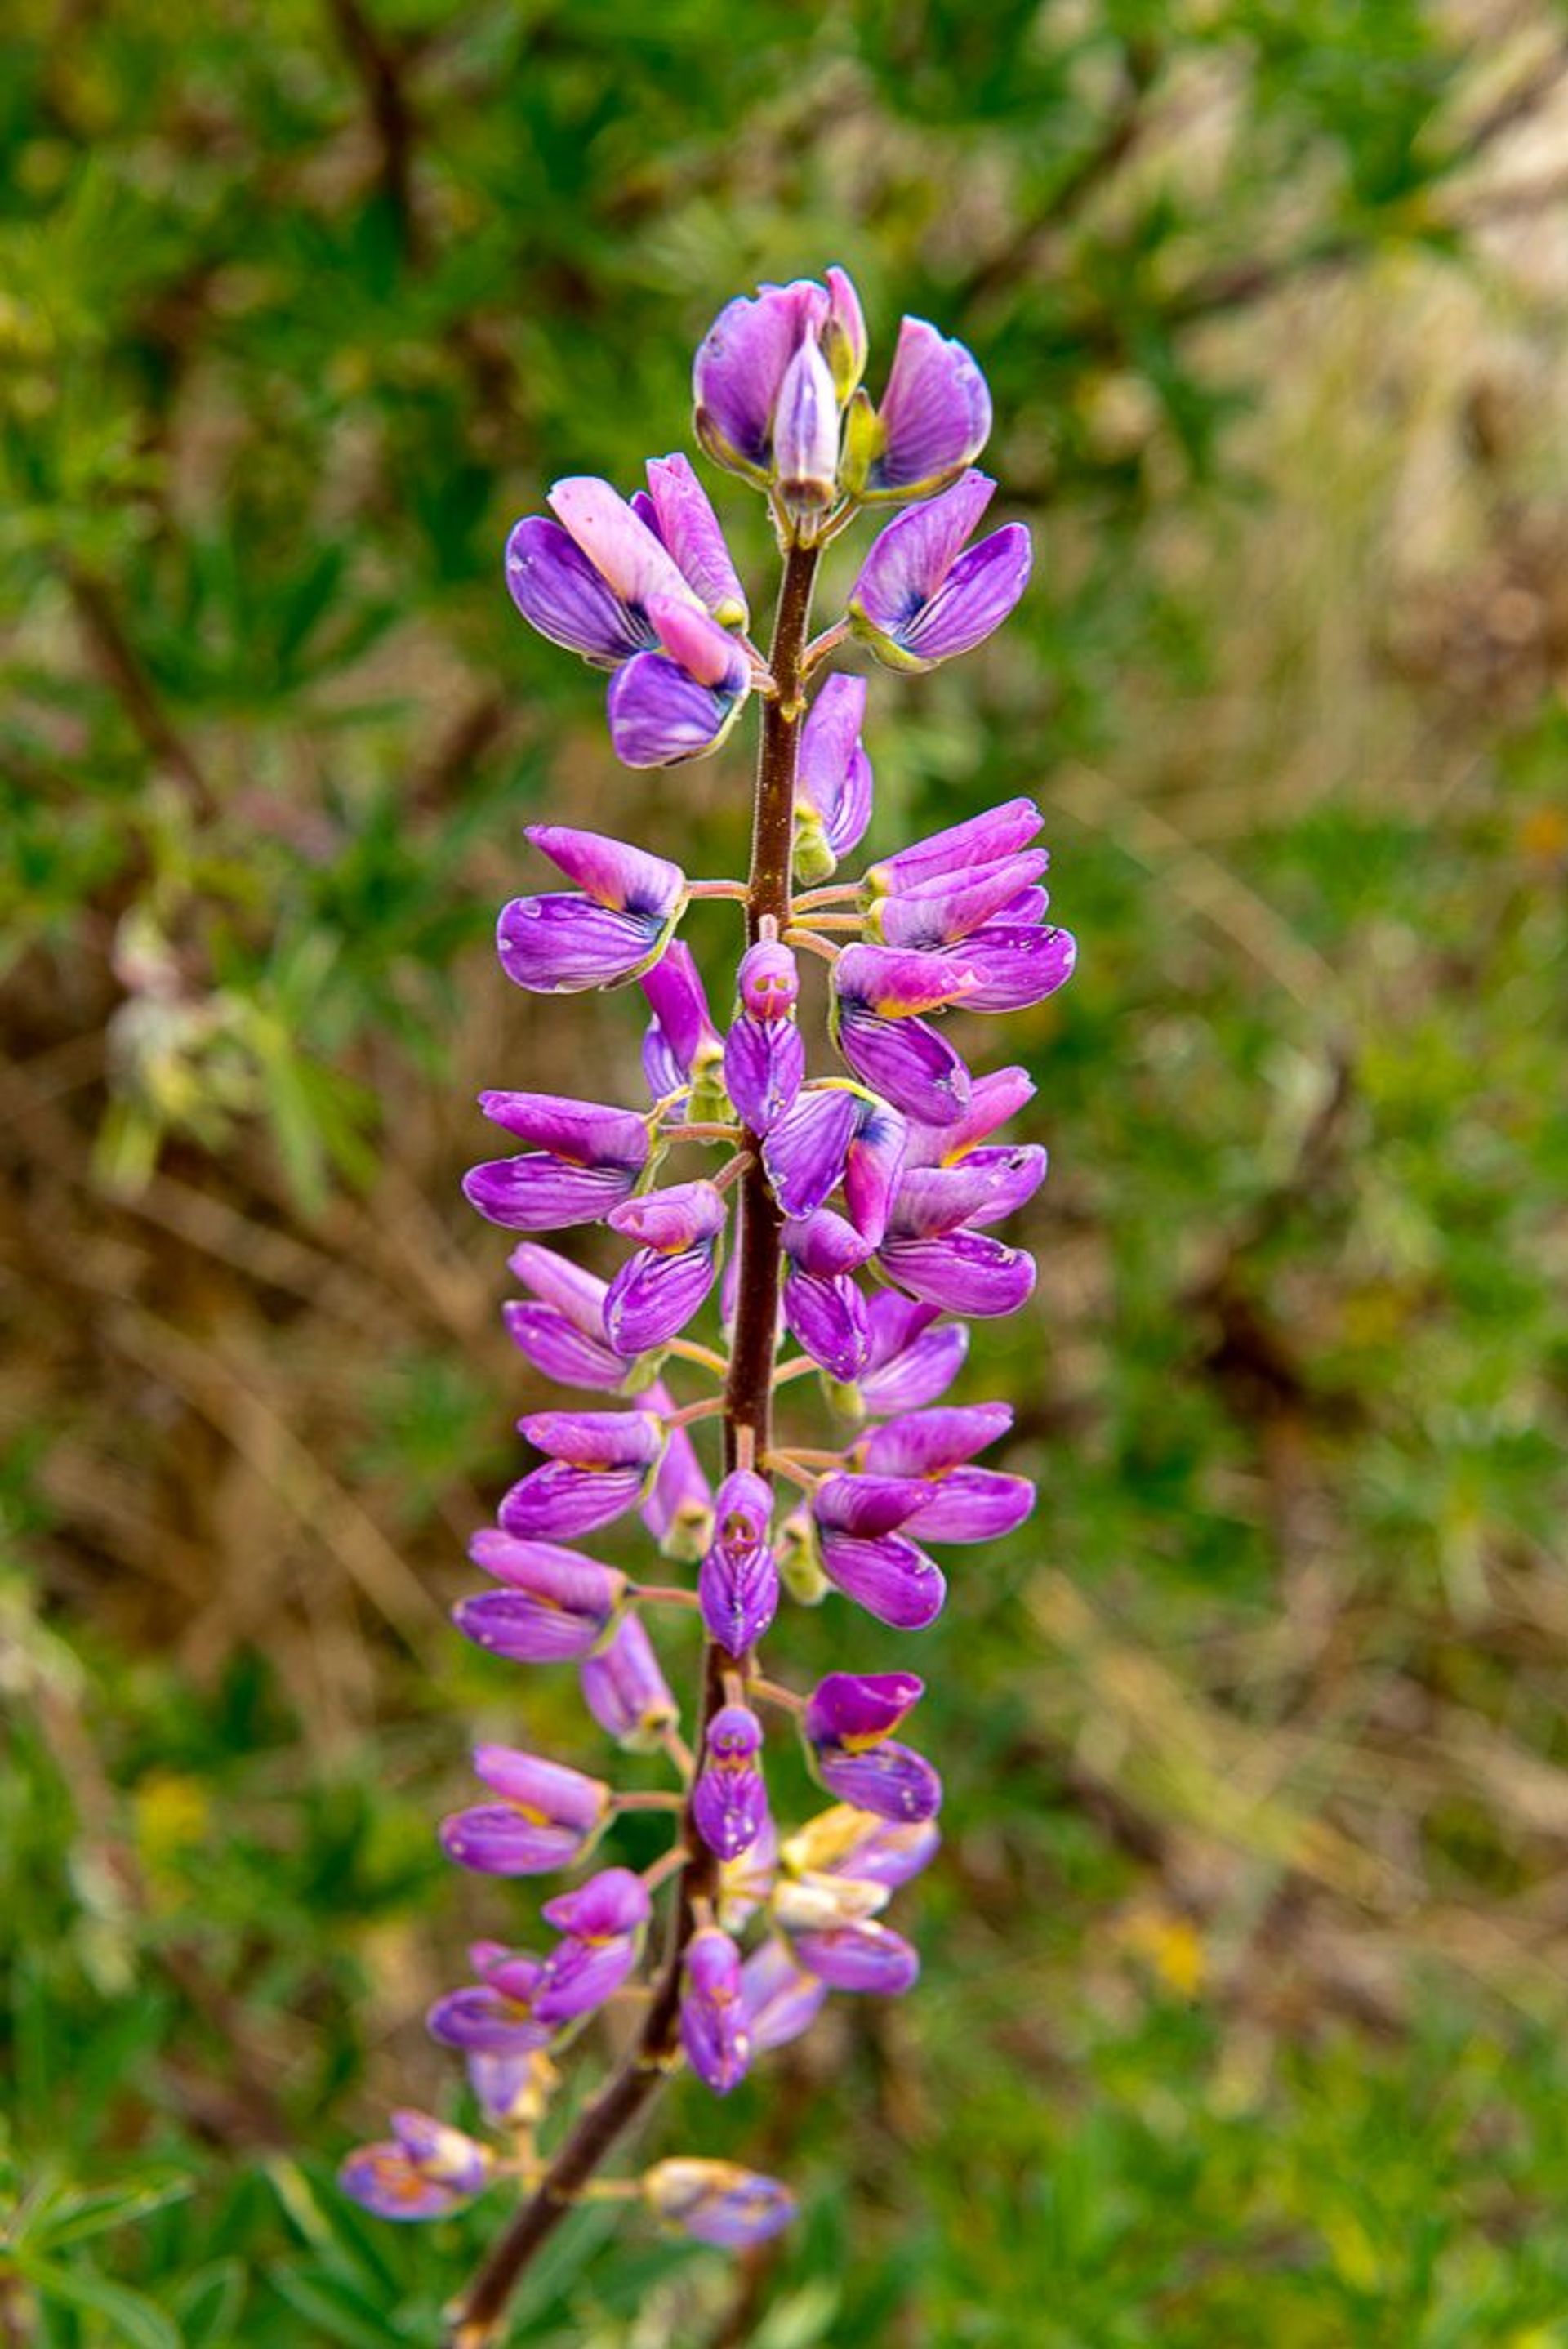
[504,515,647,667]
[867,316,991,498]
[608,651,745,768]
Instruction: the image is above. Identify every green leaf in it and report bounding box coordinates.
[23,2258,183,2349]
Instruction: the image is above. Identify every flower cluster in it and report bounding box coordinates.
[341,270,1073,2324]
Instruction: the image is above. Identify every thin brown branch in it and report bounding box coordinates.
[323,0,422,261]
[68,566,218,820]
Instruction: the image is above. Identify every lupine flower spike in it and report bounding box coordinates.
[340,265,1076,2348]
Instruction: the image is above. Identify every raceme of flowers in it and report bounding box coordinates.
[341,268,1074,2302]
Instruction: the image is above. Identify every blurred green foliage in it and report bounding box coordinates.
[5,1,1568,2342]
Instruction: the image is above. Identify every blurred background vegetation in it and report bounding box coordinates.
[4,1,1568,2342]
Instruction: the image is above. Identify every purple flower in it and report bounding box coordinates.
[724,1014,805,1137]
[637,1388,715,1559]
[428,1948,550,2056]
[608,615,751,768]
[603,1180,727,1357]
[939,922,1077,1014]
[680,1926,752,2095]
[876,1228,1036,1319]
[642,2158,796,2249]
[500,1411,666,1540]
[774,336,840,528]
[456,1531,626,1663]
[795,675,874,881]
[340,2111,493,2222]
[533,1868,651,2026]
[784,1804,941,1892]
[464,1091,650,1234]
[636,453,749,627]
[856,1294,969,1415]
[862,1404,1035,1542]
[642,942,725,1110]
[852,315,992,501]
[440,1745,611,1877]
[764,1086,858,1219]
[831,945,976,1127]
[467,2049,556,2128]
[502,1243,626,1392]
[803,1671,942,1825]
[888,1145,1048,1238]
[698,1470,777,1656]
[849,471,1031,674]
[693,1703,768,1861]
[782,1255,871,1382]
[693,278,834,483]
[741,1938,828,2052]
[724,943,804,1134]
[580,1613,679,1750]
[790,1919,920,1996]
[867,802,1044,898]
[868,850,1049,951]
[811,1477,947,1630]
[498,827,687,995]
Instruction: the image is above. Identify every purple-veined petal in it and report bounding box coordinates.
[741,1939,828,2051]
[849,468,994,640]
[693,279,831,479]
[867,802,1044,897]
[680,1926,752,2095]
[823,265,868,399]
[469,1528,625,1609]
[644,452,749,627]
[608,1179,727,1253]
[519,1410,665,1467]
[525,824,684,918]
[775,336,840,521]
[508,1241,609,1326]
[866,315,992,498]
[426,1982,550,2056]
[698,1470,778,1656]
[479,1090,651,1167]
[439,1803,591,1875]
[463,1155,640,1232]
[858,1304,969,1414]
[581,1612,679,1749]
[783,1264,870,1381]
[834,1001,972,1129]
[501,1301,626,1391]
[504,515,648,668]
[889,1144,1048,1237]
[877,1229,1037,1317]
[843,1095,907,1246]
[642,2158,796,2249]
[782,1205,877,1277]
[637,1386,715,1559]
[791,1919,920,1995]
[547,475,701,617]
[497,894,672,995]
[608,650,746,769]
[542,1866,651,1939]
[603,1241,719,1357]
[835,942,978,1018]
[908,1465,1036,1543]
[936,921,1076,1011]
[817,1738,943,1823]
[641,940,719,1096]
[813,1472,933,1537]
[499,1461,651,1540]
[864,1402,1012,1477]
[763,1086,858,1217]
[819,1529,947,1629]
[804,1668,924,1746]
[724,1014,805,1136]
[870,850,1049,949]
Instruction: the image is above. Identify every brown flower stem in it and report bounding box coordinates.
[445,539,820,2349]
